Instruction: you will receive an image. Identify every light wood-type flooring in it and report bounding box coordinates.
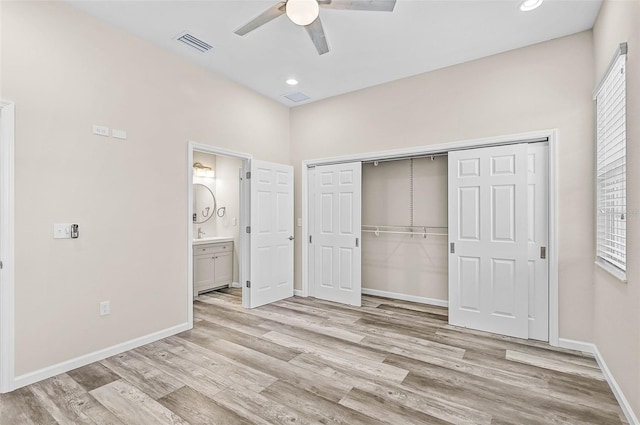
[0,288,628,424]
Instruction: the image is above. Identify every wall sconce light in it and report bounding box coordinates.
[193,162,215,178]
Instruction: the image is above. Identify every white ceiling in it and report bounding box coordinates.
[67,0,602,106]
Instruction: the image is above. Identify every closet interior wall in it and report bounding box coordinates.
[362,157,448,303]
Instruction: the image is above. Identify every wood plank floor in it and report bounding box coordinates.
[0,288,628,424]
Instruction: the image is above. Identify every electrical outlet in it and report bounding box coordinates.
[99,301,110,316]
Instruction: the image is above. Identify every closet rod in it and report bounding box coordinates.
[362,224,448,229]
[362,229,448,237]
[363,153,447,165]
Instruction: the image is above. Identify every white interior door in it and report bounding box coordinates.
[249,159,294,308]
[313,162,362,306]
[448,144,529,338]
[527,143,549,341]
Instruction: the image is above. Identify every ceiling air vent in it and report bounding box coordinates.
[176,32,213,53]
[284,92,311,103]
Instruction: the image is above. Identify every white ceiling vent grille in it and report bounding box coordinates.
[284,92,311,103]
[176,32,213,53]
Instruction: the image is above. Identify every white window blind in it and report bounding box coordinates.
[595,50,626,273]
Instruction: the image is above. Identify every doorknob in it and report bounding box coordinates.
[288,236,294,241]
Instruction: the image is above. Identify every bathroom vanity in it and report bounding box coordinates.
[193,237,234,296]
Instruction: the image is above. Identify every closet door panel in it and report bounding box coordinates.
[313,162,362,306]
[527,143,549,341]
[449,144,529,339]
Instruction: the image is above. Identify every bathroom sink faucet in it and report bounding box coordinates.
[197,228,206,239]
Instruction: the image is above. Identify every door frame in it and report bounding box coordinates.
[301,129,559,346]
[0,101,16,392]
[187,142,252,324]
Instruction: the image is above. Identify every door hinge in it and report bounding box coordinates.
[246,280,251,288]
[450,242,455,254]
[355,237,359,248]
[540,246,547,259]
[309,235,312,244]
[246,171,251,180]
[0,261,3,270]
[246,226,251,233]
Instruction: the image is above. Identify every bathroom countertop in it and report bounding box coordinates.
[193,236,234,246]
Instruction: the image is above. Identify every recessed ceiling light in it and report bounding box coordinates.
[520,0,543,11]
[286,78,299,85]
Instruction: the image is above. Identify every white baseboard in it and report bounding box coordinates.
[361,288,448,308]
[12,322,190,390]
[558,338,638,425]
[593,345,639,425]
[293,289,304,297]
[231,281,241,288]
[557,338,596,354]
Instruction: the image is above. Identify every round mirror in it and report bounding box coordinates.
[193,184,216,224]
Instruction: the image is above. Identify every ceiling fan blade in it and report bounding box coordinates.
[305,16,329,55]
[318,0,396,11]
[234,2,287,36]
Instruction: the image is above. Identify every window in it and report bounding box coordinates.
[595,43,627,278]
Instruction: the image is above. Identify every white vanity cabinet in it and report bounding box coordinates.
[193,241,233,295]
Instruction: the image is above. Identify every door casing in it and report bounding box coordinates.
[0,101,16,393]
[302,129,559,346]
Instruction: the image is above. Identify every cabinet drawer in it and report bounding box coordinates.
[194,243,233,256]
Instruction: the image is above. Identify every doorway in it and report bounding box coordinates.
[302,130,559,345]
[192,150,244,300]
[188,143,250,317]
[187,142,295,325]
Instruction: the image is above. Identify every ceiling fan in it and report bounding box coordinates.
[234,0,397,55]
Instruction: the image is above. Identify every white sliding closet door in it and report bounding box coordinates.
[527,143,549,341]
[448,144,529,339]
[249,160,294,308]
[313,162,362,306]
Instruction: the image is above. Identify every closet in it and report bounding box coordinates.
[307,140,550,342]
[361,155,449,306]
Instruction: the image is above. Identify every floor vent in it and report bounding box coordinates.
[284,92,311,102]
[176,32,213,53]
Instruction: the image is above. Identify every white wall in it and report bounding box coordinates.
[1,1,290,376]
[214,155,243,283]
[592,0,640,417]
[193,151,217,237]
[292,31,595,342]
[362,158,448,301]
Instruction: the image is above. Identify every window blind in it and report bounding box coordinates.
[595,53,626,273]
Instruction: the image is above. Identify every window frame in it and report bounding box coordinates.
[593,42,628,282]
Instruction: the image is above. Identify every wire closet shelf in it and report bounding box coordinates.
[362,224,448,238]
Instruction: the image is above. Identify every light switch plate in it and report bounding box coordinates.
[53,224,72,239]
[93,125,109,137]
[297,218,302,227]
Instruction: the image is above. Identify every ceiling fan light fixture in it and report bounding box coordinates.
[286,0,320,26]
[520,0,543,11]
